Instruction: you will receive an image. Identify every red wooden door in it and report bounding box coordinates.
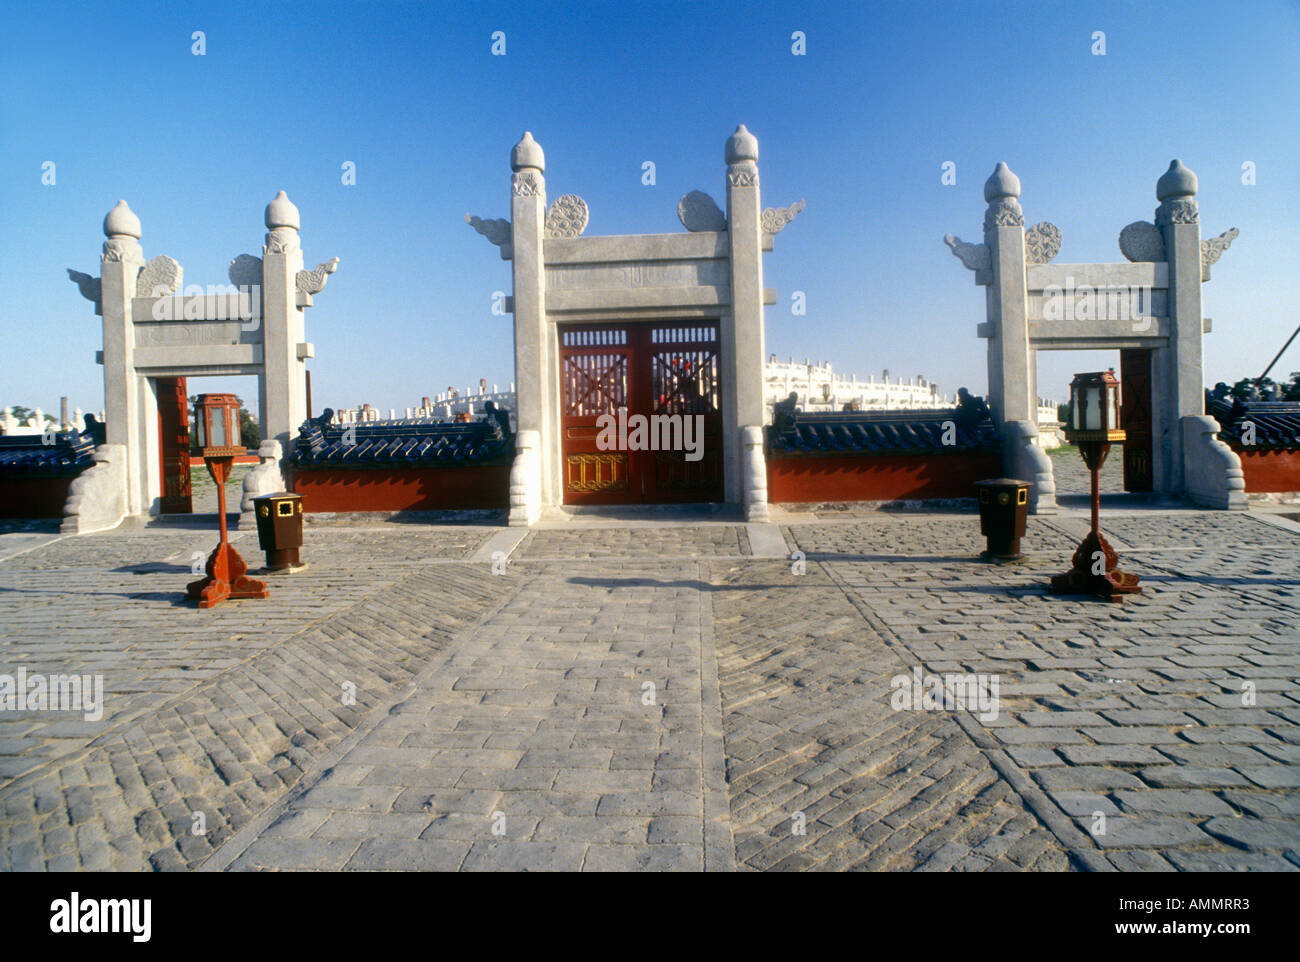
[1119,349,1153,492]
[559,322,723,504]
[158,376,192,513]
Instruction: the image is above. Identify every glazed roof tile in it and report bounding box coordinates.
[293,407,515,468]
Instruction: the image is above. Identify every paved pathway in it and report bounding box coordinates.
[1,509,1297,871]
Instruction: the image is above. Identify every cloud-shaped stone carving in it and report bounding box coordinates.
[1200,227,1238,281]
[943,234,990,272]
[295,258,339,295]
[1119,221,1165,262]
[1024,222,1062,264]
[136,255,183,297]
[761,200,805,234]
[678,191,726,231]
[465,214,511,248]
[544,194,588,238]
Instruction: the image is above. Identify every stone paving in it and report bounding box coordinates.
[0,507,1297,871]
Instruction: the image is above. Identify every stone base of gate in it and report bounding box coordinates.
[1004,420,1058,515]
[61,443,129,535]
[1182,415,1248,510]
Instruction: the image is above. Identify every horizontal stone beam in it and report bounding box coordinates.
[1027,262,1168,292]
[132,343,264,372]
[131,294,262,322]
[542,231,771,265]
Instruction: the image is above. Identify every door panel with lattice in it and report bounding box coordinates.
[559,322,723,504]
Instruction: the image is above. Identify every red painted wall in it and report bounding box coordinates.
[0,478,74,518]
[293,466,511,512]
[767,452,1004,503]
[1231,448,1300,493]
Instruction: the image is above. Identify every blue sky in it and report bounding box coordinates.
[2,0,1298,420]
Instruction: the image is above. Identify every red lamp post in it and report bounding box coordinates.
[186,393,268,609]
[1049,370,1141,601]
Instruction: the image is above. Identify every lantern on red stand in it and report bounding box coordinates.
[1049,370,1141,601]
[186,393,268,609]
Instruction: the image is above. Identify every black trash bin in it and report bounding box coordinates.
[974,478,1031,562]
[252,492,305,571]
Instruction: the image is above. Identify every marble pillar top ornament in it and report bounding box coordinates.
[983,162,1021,202]
[1156,159,1198,201]
[102,199,143,263]
[511,131,545,172]
[943,234,990,271]
[725,124,758,164]
[678,191,726,231]
[136,255,183,297]
[1200,227,1238,281]
[264,190,301,255]
[265,190,301,230]
[466,214,512,248]
[983,162,1024,232]
[726,124,759,188]
[761,200,805,235]
[228,253,263,289]
[1023,222,1062,264]
[295,258,339,295]
[544,194,588,238]
[103,199,141,239]
[1119,221,1165,262]
[1155,159,1198,226]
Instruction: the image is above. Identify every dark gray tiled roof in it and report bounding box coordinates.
[1208,396,1300,449]
[293,406,515,468]
[767,399,1001,457]
[0,428,98,478]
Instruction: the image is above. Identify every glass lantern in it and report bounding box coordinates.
[193,393,244,458]
[1064,370,1125,443]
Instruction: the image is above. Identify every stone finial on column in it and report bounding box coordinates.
[511,130,545,196]
[983,162,1024,236]
[264,190,301,254]
[1155,159,1198,226]
[725,124,759,187]
[102,200,143,263]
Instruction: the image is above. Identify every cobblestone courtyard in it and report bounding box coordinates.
[1,507,1298,871]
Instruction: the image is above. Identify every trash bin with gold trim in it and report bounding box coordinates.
[252,492,305,571]
[974,478,1031,562]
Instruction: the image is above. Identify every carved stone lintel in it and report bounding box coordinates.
[1023,222,1061,264]
[678,191,726,231]
[983,198,1024,233]
[544,194,588,238]
[466,214,512,248]
[943,234,990,272]
[66,269,102,313]
[1200,227,1238,281]
[1156,197,1198,226]
[512,170,543,197]
[228,253,263,289]
[1119,221,1165,262]
[761,200,805,235]
[295,258,339,295]
[727,166,758,188]
[135,254,183,297]
[264,227,300,255]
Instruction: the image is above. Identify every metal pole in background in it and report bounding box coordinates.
[1257,322,1300,386]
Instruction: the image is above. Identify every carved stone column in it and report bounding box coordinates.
[724,125,767,507]
[1154,160,1203,496]
[983,162,1033,427]
[509,132,553,512]
[260,191,308,468]
[99,200,146,514]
